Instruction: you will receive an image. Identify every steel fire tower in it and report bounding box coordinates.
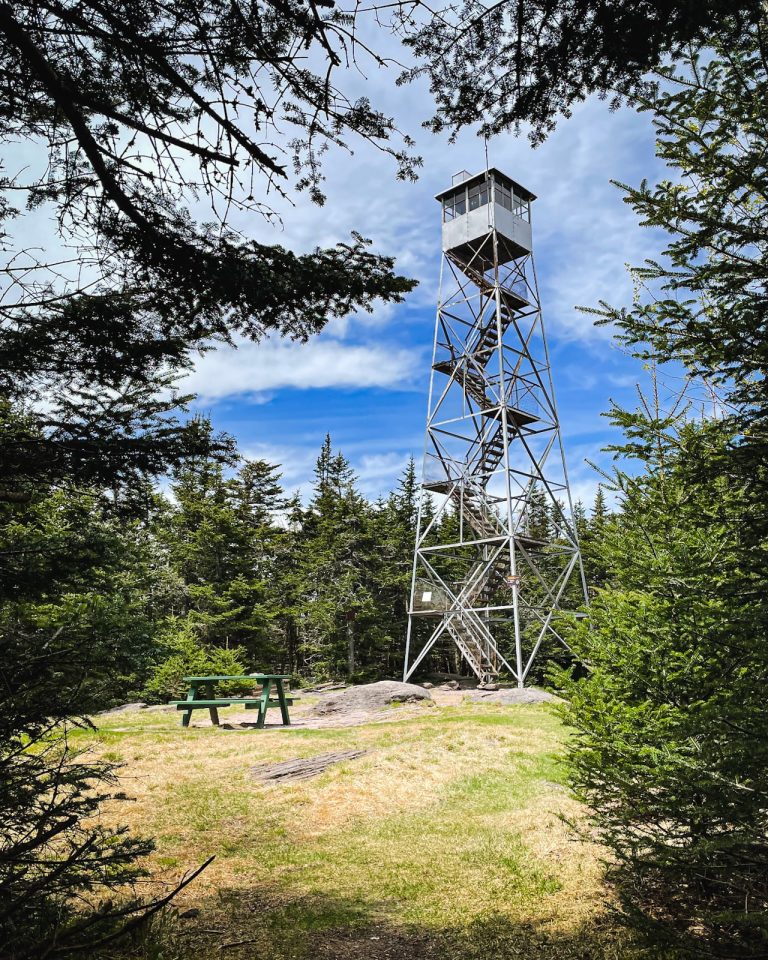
[404,168,588,687]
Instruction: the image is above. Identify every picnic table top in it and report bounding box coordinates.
[183,674,292,682]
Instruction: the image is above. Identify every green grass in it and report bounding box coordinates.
[82,700,649,960]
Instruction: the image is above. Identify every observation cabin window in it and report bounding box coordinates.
[492,179,530,222]
[443,178,529,221]
[442,189,467,221]
[468,181,490,211]
[494,180,513,212]
[512,194,529,221]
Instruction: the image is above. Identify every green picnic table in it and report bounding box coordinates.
[171,674,295,729]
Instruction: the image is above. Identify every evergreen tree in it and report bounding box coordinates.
[370,458,421,677]
[572,499,588,546]
[158,453,286,670]
[273,492,307,673]
[561,21,768,956]
[289,437,378,678]
[591,488,608,535]
[524,483,553,543]
[579,487,613,590]
[561,411,768,956]
[402,0,760,144]
[0,408,174,956]
[0,22,418,937]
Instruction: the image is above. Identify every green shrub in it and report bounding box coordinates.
[144,623,253,700]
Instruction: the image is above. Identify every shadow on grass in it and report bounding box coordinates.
[137,885,654,960]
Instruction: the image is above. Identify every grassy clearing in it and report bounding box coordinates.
[75,700,648,959]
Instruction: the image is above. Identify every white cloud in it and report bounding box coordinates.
[185,334,422,401]
[237,441,414,503]
[220,86,666,351]
[3,23,669,505]
[355,450,412,498]
[240,440,313,479]
[357,450,411,477]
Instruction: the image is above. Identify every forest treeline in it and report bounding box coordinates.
[28,429,610,702]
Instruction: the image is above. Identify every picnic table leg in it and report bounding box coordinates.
[203,681,220,726]
[275,678,291,726]
[256,677,272,729]
[182,683,198,727]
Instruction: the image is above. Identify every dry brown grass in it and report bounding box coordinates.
[75,696,640,960]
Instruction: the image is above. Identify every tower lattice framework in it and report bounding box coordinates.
[404,168,588,687]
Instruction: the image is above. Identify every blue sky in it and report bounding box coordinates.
[0,27,677,511]
[183,80,669,508]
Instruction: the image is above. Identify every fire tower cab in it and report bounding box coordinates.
[436,168,535,268]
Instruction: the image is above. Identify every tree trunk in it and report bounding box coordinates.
[347,618,355,678]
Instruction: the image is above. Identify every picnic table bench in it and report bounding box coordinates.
[171,674,296,728]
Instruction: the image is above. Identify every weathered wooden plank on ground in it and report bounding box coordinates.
[250,750,368,783]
